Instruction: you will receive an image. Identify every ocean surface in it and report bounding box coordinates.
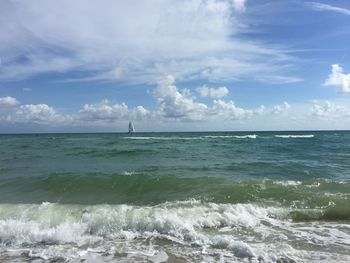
[0,131,349,262]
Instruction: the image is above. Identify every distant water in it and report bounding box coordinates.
[0,131,349,262]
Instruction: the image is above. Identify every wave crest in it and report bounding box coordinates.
[274,134,314,138]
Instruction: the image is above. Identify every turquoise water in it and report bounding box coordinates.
[0,131,349,262]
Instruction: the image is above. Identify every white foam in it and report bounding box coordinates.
[123,136,202,140]
[202,135,236,138]
[124,135,257,140]
[0,202,273,248]
[210,236,255,258]
[272,180,302,186]
[233,134,257,139]
[275,134,314,138]
[203,135,257,139]
[121,171,137,176]
[202,135,257,139]
[0,202,348,262]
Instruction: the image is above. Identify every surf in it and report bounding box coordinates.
[0,201,349,262]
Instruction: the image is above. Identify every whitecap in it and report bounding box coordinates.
[274,134,314,138]
[123,136,203,140]
[202,135,257,139]
[233,134,257,139]
[272,180,302,186]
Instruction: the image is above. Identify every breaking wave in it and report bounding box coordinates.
[124,134,257,140]
[123,136,203,140]
[0,201,349,262]
[274,134,314,138]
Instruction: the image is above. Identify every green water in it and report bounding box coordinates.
[0,131,349,262]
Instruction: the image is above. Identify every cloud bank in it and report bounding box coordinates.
[79,100,151,122]
[3,90,350,132]
[15,104,68,125]
[311,100,350,118]
[1,75,294,130]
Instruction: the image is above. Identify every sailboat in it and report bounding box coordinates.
[128,121,135,134]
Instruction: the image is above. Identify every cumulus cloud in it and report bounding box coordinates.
[196,85,229,98]
[271,102,291,114]
[307,2,350,16]
[211,99,253,119]
[0,0,298,84]
[153,75,266,121]
[324,64,350,93]
[0,96,19,106]
[311,100,350,118]
[78,100,151,122]
[77,75,285,124]
[15,104,68,124]
[153,75,208,121]
[0,78,295,130]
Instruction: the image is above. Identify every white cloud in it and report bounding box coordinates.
[153,75,208,121]
[0,0,298,84]
[196,85,229,98]
[311,101,332,117]
[0,96,19,106]
[307,2,350,16]
[0,76,298,130]
[271,101,290,114]
[311,100,350,118]
[78,100,151,122]
[231,0,247,13]
[153,75,268,121]
[211,99,253,119]
[15,104,68,124]
[324,64,350,93]
[3,97,350,131]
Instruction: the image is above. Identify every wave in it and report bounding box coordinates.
[0,174,349,210]
[272,180,302,186]
[204,135,257,139]
[123,136,203,140]
[66,148,154,157]
[274,134,314,138]
[202,135,236,138]
[0,201,273,246]
[124,134,257,140]
[0,201,349,262]
[233,134,257,139]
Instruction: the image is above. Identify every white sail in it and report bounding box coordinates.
[128,121,135,133]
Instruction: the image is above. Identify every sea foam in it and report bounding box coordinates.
[203,134,257,139]
[124,134,258,140]
[274,134,314,138]
[0,201,349,262]
[123,136,203,140]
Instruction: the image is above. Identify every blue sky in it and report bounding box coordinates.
[1,0,350,132]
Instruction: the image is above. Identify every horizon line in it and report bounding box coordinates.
[1,129,350,135]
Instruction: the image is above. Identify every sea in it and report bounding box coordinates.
[0,131,349,262]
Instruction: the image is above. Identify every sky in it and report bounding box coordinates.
[1,0,350,132]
